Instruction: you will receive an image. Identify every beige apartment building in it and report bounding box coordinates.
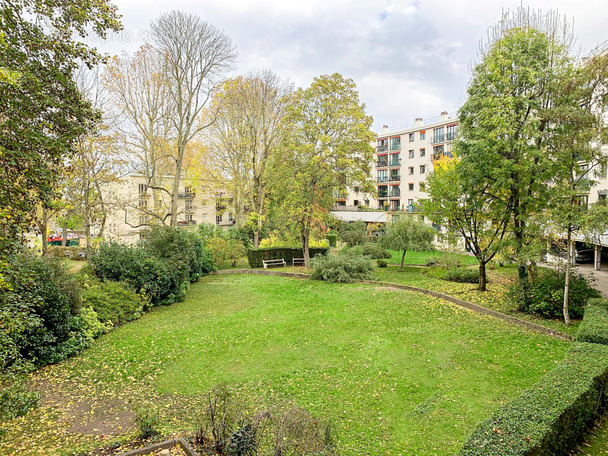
[102,174,235,243]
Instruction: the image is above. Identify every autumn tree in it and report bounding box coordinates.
[206,70,292,247]
[151,10,237,227]
[380,215,434,271]
[278,73,375,264]
[0,0,121,255]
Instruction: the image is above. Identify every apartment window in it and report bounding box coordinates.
[353,200,359,206]
[138,184,148,195]
[139,199,148,210]
[408,183,414,191]
[408,166,414,175]
[228,213,234,222]
[377,155,388,167]
[433,145,444,159]
[409,133,414,142]
[420,130,426,140]
[408,198,414,207]
[184,186,193,196]
[377,138,388,152]
[186,214,193,222]
[433,127,445,143]
[409,149,414,159]
[185,199,193,211]
[390,137,401,150]
[365,199,370,206]
[596,163,608,179]
[354,186,360,193]
[420,165,426,174]
[378,185,388,198]
[389,153,401,166]
[446,124,457,141]
[599,194,607,205]
[420,148,425,157]
[377,169,388,182]
[389,169,400,181]
[216,214,222,224]
[139,214,149,225]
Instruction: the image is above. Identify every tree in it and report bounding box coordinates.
[423,157,510,291]
[339,221,368,247]
[380,215,434,271]
[151,11,237,227]
[0,0,121,256]
[278,73,375,264]
[457,8,574,295]
[206,70,292,247]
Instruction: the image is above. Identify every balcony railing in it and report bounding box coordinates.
[389,158,402,166]
[389,176,401,182]
[378,193,388,199]
[431,134,445,144]
[377,177,389,183]
[377,160,388,167]
[389,191,401,198]
[377,145,388,153]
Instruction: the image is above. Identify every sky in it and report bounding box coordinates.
[93,0,608,132]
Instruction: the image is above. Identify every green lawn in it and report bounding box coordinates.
[1,274,569,455]
[387,249,479,266]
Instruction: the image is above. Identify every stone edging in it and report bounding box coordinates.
[116,438,199,456]
[210,269,573,341]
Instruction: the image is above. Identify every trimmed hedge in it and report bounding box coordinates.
[576,298,608,345]
[246,247,329,268]
[445,268,479,284]
[460,343,608,456]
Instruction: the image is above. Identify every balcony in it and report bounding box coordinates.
[389,190,401,198]
[377,177,389,183]
[431,134,445,144]
[389,158,402,167]
[378,191,388,198]
[377,160,388,167]
[377,145,388,153]
[389,175,401,182]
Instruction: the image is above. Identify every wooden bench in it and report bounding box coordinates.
[262,258,286,269]
[292,258,306,266]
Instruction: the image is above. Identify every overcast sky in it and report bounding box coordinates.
[94,0,608,132]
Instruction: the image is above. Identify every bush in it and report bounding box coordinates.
[46,246,86,260]
[246,248,330,268]
[460,343,608,456]
[207,238,247,268]
[326,233,338,247]
[377,259,387,268]
[576,299,608,345]
[82,279,147,328]
[444,268,479,284]
[512,270,600,319]
[0,254,86,371]
[136,406,161,439]
[361,244,392,259]
[338,221,368,246]
[0,379,40,422]
[310,252,375,283]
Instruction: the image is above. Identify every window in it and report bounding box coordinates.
[420,165,426,174]
[420,148,425,157]
[365,199,370,206]
[139,199,148,210]
[433,145,444,159]
[353,200,359,206]
[216,214,222,224]
[354,186,360,193]
[186,214,193,222]
[408,183,414,191]
[409,149,414,159]
[138,184,148,195]
[184,186,193,196]
[599,194,607,205]
[596,163,608,179]
[390,169,400,181]
[377,155,388,167]
[185,199,193,211]
[377,169,388,182]
[390,137,401,150]
[408,166,414,175]
[378,185,388,198]
[433,127,445,143]
[420,130,426,140]
[139,214,149,225]
[409,133,414,142]
[228,213,234,222]
[408,198,414,207]
[446,124,457,141]
[377,138,388,152]
[389,153,401,166]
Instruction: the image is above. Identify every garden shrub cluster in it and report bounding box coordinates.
[338,221,368,246]
[460,343,608,456]
[326,232,338,247]
[444,268,479,284]
[361,243,392,259]
[309,251,375,283]
[247,247,329,268]
[46,246,87,260]
[512,270,600,319]
[576,298,608,345]
[81,278,147,328]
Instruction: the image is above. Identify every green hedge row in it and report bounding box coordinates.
[246,247,329,268]
[576,298,608,345]
[460,343,608,456]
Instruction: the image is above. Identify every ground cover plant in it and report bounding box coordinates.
[0,274,568,455]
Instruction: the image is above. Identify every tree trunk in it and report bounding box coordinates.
[61,222,67,247]
[170,148,184,227]
[563,229,572,326]
[84,184,92,262]
[253,230,259,249]
[302,230,310,265]
[41,207,48,256]
[400,250,406,271]
[478,261,487,292]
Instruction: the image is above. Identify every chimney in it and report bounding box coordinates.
[440,111,449,120]
[414,117,423,127]
[382,124,389,133]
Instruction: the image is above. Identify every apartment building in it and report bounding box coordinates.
[102,174,234,243]
[375,111,457,212]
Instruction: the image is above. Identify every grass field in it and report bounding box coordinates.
[1,274,569,455]
[386,249,479,266]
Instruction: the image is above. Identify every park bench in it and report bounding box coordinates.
[262,258,286,269]
[292,258,306,266]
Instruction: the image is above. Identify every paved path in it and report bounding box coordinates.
[542,261,608,298]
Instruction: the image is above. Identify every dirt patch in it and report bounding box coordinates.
[66,397,135,436]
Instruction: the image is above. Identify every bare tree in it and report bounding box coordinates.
[207,70,291,246]
[151,10,237,226]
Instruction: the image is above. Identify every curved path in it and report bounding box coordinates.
[210,269,572,341]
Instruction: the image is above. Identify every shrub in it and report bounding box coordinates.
[361,243,392,259]
[425,257,439,267]
[326,233,338,247]
[46,246,86,260]
[512,270,600,319]
[338,221,368,246]
[460,343,608,456]
[377,259,387,268]
[0,379,40,422]
[309,252,375,283]
[444,268,479,284]
[81,279,147,327]
[136,406,161,439]
[576,299,608,345]
[246,248,329,268]
[208,238,246,268]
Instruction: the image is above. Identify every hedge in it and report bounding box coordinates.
[445,268,479,284]
[460,343,608,456]
[576,298,608,345]
[246,247,329,268]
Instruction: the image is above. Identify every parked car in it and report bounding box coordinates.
[575,248,594,263]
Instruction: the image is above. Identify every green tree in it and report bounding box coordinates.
[278,73,375,264]
[339,221,368,247]
[423,157,510,291]
[380,215,434,271]
[0,0,121,255]
[457,9,573,294]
